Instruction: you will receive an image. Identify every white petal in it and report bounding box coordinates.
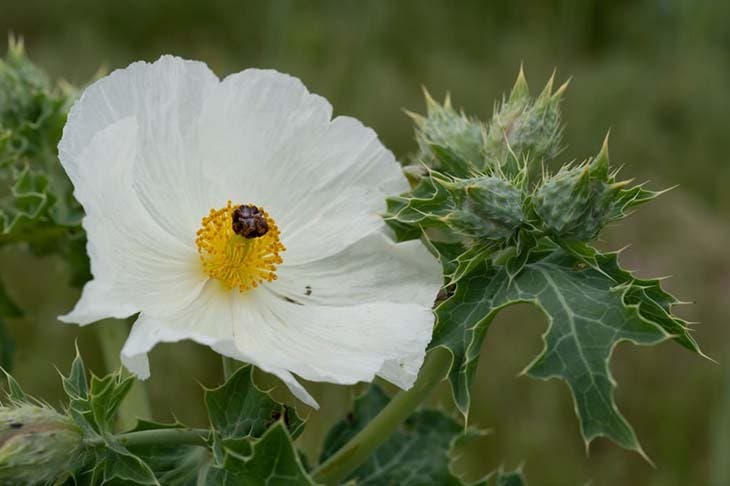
[121,314,225,380]
[232,290,435,390]
[59,55,219,244]
[121,283,319,408]
[269,231,442,307]
[378,352,426,390]
[60,117,205,323]
[59,280,137,325]
[196,70,408,264]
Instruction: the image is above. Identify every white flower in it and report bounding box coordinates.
[58,56,442,407]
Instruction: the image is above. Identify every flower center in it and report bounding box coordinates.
[195,201,285,292]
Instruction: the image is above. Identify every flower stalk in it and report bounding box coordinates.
[311,347,452,485]
[86,427,210,449]
[94,319,151,430]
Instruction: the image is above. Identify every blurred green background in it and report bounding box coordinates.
[1,1,729,484]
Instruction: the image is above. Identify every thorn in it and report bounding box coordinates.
[552,77,571,100]
[601,130,611,156]
[402,107,425,125]
[510,63,529,101]
[444,92,452,109]
[537,70,556,103]
[422,85,438,110]
[636,444,657,469]
[656,184,679,196]
[7,33,24,54]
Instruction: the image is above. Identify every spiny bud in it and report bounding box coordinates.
[407,89,485,174]
[485,67,567,170]
[0,36,69,162]
[443,176,524,240]
[0,405,84,484]
[533,138,616,241]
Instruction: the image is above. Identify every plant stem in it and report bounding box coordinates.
[311,347,452,485]
[87,428,210,448]
[222,356,238,380]
[94,318,152,430]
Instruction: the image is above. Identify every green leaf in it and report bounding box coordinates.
[0,164,52,235]
[129,442,208,486]
[97,438,160,485]
[58,351,162,484]
[205,364,303,456]
[125,420,209,486]
[385,173,453,241]
[77,420,208,486]
[62,346,137,436]
[200,366,311,484]
[320,384,510,485]
[88,372,135,434]
[62,345,89,400]
[203,422,313,486]
[2,368,27,402]
[474,467,527,486]
[431,244,700,456]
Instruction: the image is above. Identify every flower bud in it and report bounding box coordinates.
[444,176,524,240]
[0,36,68,162]
[0,405,83,484]
[408,90,485,174]
[485,67,567,170]
[533,143,616,241]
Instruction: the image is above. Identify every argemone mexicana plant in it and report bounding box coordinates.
[0,41,709,485]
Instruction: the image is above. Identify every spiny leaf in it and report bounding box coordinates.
[62,345,89,401]
[385,172,453,241]
[474,467,527,486]
[2,368,26,403]
[204,364,304,461]
[88,371,135,434]
[320,385,521,485]
[0,164,53,235]
[61,346,137,436]
[431,245,700,456]
[97,438,160,485]
[126,420,209,486]
[202,422,313,486]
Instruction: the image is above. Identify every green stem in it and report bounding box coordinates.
[222,356,238,380]
[311,348,452,485]
[87,427,210,449]
[94,318,152,430]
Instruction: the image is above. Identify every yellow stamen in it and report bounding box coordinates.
[195,201,285,292]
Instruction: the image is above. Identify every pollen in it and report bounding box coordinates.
[195,201,285,292]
